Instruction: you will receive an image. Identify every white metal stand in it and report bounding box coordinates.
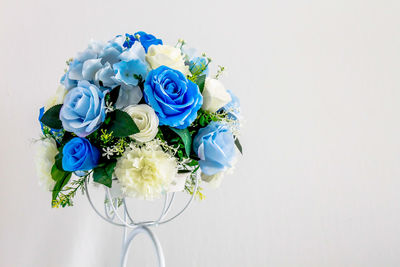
[84,173,199,267]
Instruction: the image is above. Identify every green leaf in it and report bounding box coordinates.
[51,169,72,206]
[234,137,243,154]
[169,127,192,157]
[187,159,199,167]
[93,161,116,188]
[51,164,65,181]
[106,110,139,137]
[195,75,206,93]
[40,104,63,129]
[178,169,192,174]
[54,151,63,171]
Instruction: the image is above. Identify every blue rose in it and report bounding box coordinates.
[62,137,100,171]
[135,31,163,52]
[60,81,106,137]
[193,122,236,175]
[144,66,203,129]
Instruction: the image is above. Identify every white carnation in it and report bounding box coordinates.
[146,45,190,75]
[45,85,68,110]
[201,78,231,113]
[35,138,58,191]
[124,104,159,143]
[114,144,177,200]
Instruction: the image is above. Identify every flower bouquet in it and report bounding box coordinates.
[35,31,242,208]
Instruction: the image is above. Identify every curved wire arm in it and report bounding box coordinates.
[84,173,200,266]
[120,225,165,267]
[84,173,199,228]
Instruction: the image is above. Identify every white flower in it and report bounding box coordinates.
[201,78,232,113]
[114,144,177,200]
[123,104,159,143]
[201,171,225,188]
[45,85,68,110]
[35,138,58,191]
[146,45,190,76]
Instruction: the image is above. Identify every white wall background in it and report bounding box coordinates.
[1,0,399,266]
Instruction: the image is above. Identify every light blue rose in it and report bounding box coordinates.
[193,122,236,175]
[189,57,209,76]
[144,66,203,129]
[62,137,100,171]
[60,81,106,137]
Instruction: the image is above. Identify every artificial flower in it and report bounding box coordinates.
[145,45,190,76]
[35,138,58,190]
[60,80,106,137]
[100,35,124,65]
[113,59,148,86]
[60,71,77,90]
[115,84,143,109]
[123,104,159,143]
[94,62,116,88]
[193,122,236,175]
[45,85,68,110]
[62,137,100,171]
[201,78,231,113]
[135,31,163,52]
[123,33,136,49]
[114,144,177,200]
[144,66,203,129]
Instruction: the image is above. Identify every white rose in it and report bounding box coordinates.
[45,85,68,110]
[201,78,232,113]
[123,104,159,143]
[146,45,190,76]
[114,144,177,200]
[35,138,58,191]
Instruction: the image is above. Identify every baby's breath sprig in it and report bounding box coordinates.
[184,168,205,200]
[175,38,186,49]
[215,65,225,79]
[100,129,113,145]
[42,126,64,143]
